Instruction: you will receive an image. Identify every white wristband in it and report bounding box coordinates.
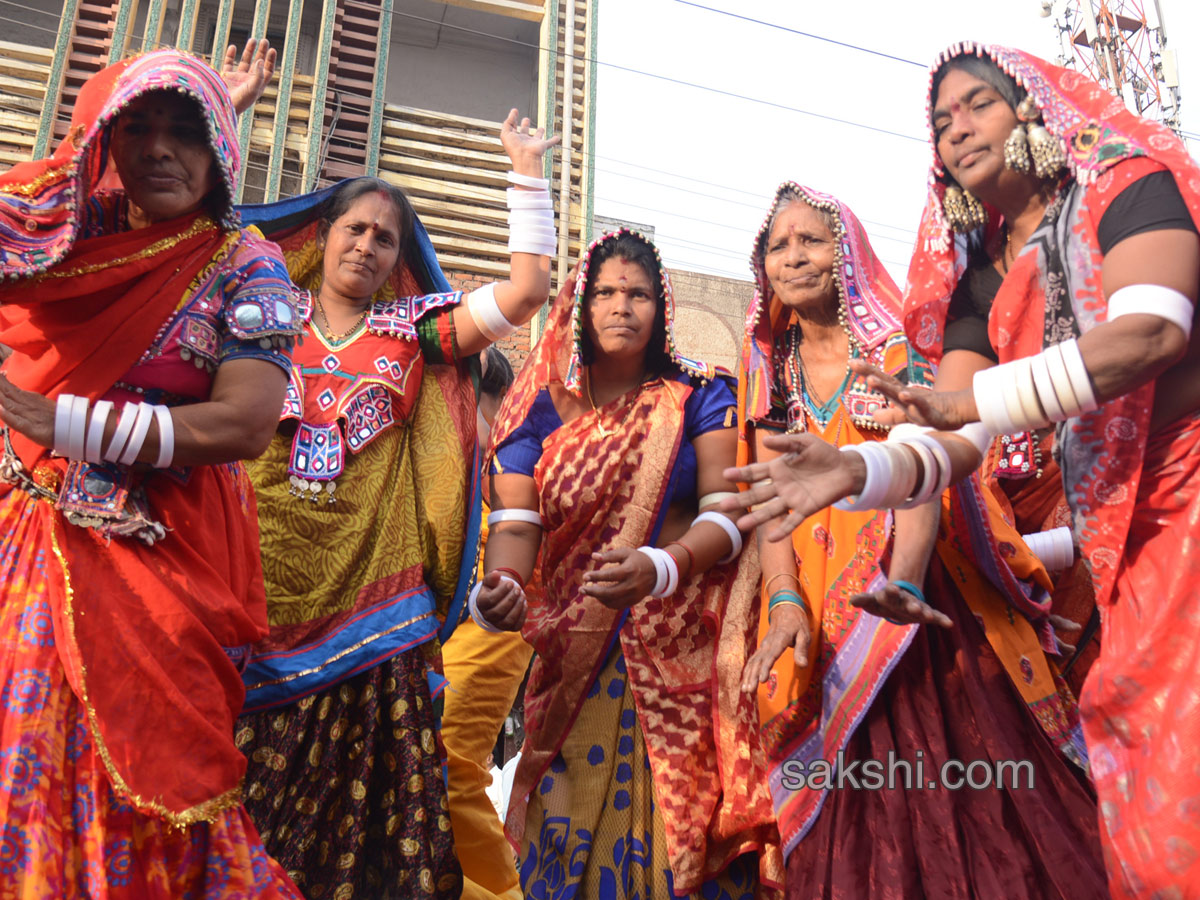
[66,395,89,461]
[487,507,545,527]
[508,208,554,227]
[119,402,155,466]
[152,405,174,468]
[85,400,114,464]
[698,491,736,509]
[904,433,953,499]
[1023,526,1074,571]
[506,188,553,210]
[466,283,517,342]
[887,422,933,442]
[894,437,938,509]
[104,402,138,463]
[1108,283,1194,340]
[951,422,993,458]
[468,575,519,634]
[507,171,550,191]
[54,394,72,457]
[1058,339,1098,414]
[1044,343,1080,417]
[973,364,1019,437]
[1028,350,1065,422]
[692,510,743,564]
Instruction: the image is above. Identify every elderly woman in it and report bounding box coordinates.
[0,51,301,895]
[233,115,558,898]
[734,182,1105,898]
[476,229,782,898]
[728,45,1200,900]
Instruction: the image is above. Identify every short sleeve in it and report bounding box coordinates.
[684,375,737,441]
[491,390,562,477]
[1096,169,1197,256]
[417,306,459,365]
[220,233,302,373]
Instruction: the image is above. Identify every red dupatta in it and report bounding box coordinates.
[488,230,782,893]
[0,52,274,824]
[903,43,1200,609]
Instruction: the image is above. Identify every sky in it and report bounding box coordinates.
[590,0,1200,286]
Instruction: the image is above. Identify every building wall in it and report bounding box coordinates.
[387,0,540,123]
[668,268,752,374]
[8,0,64,48]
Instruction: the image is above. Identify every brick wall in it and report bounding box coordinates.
[445,270,536,370]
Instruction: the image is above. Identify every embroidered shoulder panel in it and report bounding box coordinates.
[364,291,461,339]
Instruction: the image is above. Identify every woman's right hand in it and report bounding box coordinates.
[722,433,865,541]
[475,570,527,631]
[741,603,811,693]
[500,108,561,179]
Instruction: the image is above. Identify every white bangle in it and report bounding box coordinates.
[119,402,155,465]
[1044,343,1080,415]
[152,405,174,468]
[1013,357,1045,427]
[950,422,993,458]
[692,510,743,564]
[85,400,114,464]
[487,507,544,527]
[466,283,517,342]
[66,396,89,461]
[887,423,933,442]
[973,364,1018,437]
[1058,339,1098,414]
[1023,526,1074,571]
[468,576,519,634]
[506,188,553,210]
[637,546,679,597]
[904,433,953,499]
[507,208,554,227]
[698,491,736,509]
[894,438,938,509]
[104,402,138,463]
[507,171,550,191]
[1108,284,1194,340]
[1028,350,1065,422]
[834,444,889,511]
[54,393,73,457]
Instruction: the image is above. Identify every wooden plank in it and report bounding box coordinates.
[303,0,337,189]
[375,169,506,209]
[376,151,510,189]
[378,135,508,171]
[33,0,79,158]
[428,250,508,279]
[140,0,168,51]
[439,0,543,22]
[235,0,271,201]
[380,118,502,154]
[0,74,50,101]
[364,0,392,177]
[0,41,53,64]
[386,104,502,135]
[265,0,306,201]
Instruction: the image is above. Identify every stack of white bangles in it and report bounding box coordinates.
[833,423,952,512]
[464,172,557,342]
[636,511,744,599]
[54,393,174,468]
[1022,526,1075,571]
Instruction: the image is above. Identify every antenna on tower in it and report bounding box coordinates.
[1041,0,1182,135]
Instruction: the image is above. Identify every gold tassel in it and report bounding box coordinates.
[1027,123,1067,179]
[1004,124,1032,174]
[942,185,988,233]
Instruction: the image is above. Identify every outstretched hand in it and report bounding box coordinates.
[500,109,561,179]
[221,39,277,115]
[849,360,974,431]
[721,433,864,541]
[741,603,811,693]
[851,582,952,628]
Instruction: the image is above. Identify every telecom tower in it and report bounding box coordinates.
[1040,0,1182,134]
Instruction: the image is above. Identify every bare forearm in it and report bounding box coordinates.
[888,502,940,586]
[482,524,541,584]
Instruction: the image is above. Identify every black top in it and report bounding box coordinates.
[942,170,1197,363]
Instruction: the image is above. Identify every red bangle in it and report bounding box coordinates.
[493,566,525,589]
[665,540,696,579]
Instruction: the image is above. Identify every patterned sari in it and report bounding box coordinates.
[904,44,1200,899]
[233,187,478,898]
[488,230,783,898]
[0,52,301,896]
[737,184,1103,898]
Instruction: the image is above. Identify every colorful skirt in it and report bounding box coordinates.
[1081,412,1200,898]
[0,491,300,899]
[236,649,463,899]
[784,555,1108,900]
[518,647,759,899]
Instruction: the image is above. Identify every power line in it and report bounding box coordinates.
[671,1,924,68]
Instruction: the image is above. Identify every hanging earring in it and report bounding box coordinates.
[942,184,988,233]
[1014,96,1067,179]
[1004,125,1032,173]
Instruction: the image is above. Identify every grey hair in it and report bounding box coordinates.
[766,188,838,242]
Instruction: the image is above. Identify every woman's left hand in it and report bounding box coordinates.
[221,39,276,115]
[741,603,811,693]
[581,547,658,609]
[0,374,53,449]
[849,360,974,431]
[500,108,562,179]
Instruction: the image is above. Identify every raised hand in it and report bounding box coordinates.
[741,603,811,693]
[581,547,657,610]
[475,569,527,631]
[721,433,865,542]
[500,108,562,180]
[850,359,974,431]
[0,374,53,450]
[221,39,277,116]
[850,582,952,628]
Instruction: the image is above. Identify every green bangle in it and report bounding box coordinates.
[891,580,926,604]
[768,589,809,616]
